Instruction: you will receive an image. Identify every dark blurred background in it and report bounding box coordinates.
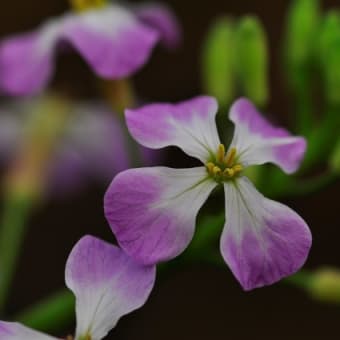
[1,0,340,339]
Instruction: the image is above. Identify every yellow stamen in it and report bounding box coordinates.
[69,0,106,12]
[224,147,237,167]
[217,144,226,163]
[213,166,222,176]
[206,162,215,174]
[224,168,235,177]
[206,147,243,181]
[232,164,243,174]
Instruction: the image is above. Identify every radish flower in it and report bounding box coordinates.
[104,96,312,290]
[0,1,180,95]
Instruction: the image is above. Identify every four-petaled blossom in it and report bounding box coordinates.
[0,1,180,95]
[0,235,155,340]
[104,96,312,291]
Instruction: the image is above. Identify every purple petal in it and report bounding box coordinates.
[221,176,312,291]
[66,103,131,179]
[0,20,61,96]
[0,5,160,96]
[47,102,131,196]
[62,5,159,79]
[125,96,220,163]
[65,235,156,340]
[229,98,307,174]
[0,322,56,340]
[133,3,181,49]
[104,167,216,265]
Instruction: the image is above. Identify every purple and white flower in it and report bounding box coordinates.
[0,235,156,340]
[0,2,180,96]
[0,100,159,196]
[104,96,312,291]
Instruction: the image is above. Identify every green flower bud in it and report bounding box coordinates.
[308,268,340,304]
[284,0,320,87]
[319,11,340,105]
[235,16,269,107]
[201,17,235,107]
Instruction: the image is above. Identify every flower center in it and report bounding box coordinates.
[206,144,243,183]
[69,0,106,12]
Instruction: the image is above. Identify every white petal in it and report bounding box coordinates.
[221,177,312,290]
[125,96,221,163]
[229,98,307,174]
[104,166,217,264]
[0,322,56,340]
[61,5,159,79]
[65,236,156,340]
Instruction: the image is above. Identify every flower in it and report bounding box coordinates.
[0,235,156,340]
[0,2,180,96]
[0,100,159,197]
[104,96,312,291]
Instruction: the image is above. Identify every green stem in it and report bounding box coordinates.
[0,193,33,313]
[17,289,75,333]
[283,270,314,290]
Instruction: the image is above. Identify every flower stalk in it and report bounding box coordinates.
[0,95,71,312]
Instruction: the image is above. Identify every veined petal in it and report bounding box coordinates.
[221,177,311,291]
[229,98,307,174]
[125,96,220,163]
[0,19,62,95]
[0,322,56,340]
[104,167,216,265]
[133,3,181,49]
[62,5,159,79]
[65,236,155,340]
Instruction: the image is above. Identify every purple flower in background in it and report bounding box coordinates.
[0,100,159,196]
[47,102,131,196]
[104,96,312,291]
[0,235,155,340]
[0,2,180,95]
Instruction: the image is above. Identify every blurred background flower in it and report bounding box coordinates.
[0,1,180,96]
[0,98,160,197]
